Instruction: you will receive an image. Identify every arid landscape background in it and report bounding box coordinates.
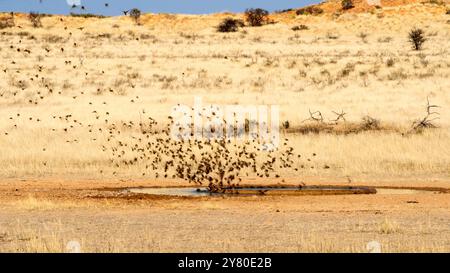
[0,0,449,252]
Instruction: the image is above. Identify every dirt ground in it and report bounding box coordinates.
[0,178,449,252]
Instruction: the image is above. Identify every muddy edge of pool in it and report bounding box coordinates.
[97,184,450,198]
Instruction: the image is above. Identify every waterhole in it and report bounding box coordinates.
[125,186,444,197]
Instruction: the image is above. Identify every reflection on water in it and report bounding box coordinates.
[126,186,443,197]
[129,187,212,197]
[374,188,439,195]
[127,186,379,197]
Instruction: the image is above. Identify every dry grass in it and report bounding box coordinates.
[0,210,448,253]
[0,7,448,182]
[378,218,401,234]
[10,196,80,211]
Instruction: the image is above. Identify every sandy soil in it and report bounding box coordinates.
[0,178,449,252]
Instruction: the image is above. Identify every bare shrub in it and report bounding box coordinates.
[408,28,426,51]
[378,36,392,43]
[217,18,244,32]
[386,57,395,67]
[17,31,30,37]
[360,116,380,131]
[341,0,355,10]
[326,32,340,40]
[129,8,142,25]
[296,6,323,15]
[289,111,402,135]
[42,34,64,43]
[291,24,309,31]
[411,97,439,132]
[70,13,106,18]
[140,33,156,40]
[303,110,324,123]
[244,8,269,27]
[387,69,408,81]
[357,32,368,43]
[29,12,42,28]
[0,15,14,29]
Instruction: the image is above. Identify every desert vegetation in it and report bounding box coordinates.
[341,0,355,10]
[129,8,142,25]
[0,6,448,181]
[28,12,43,28]
[409,28,427,50]
[244,8,270,26]
[0,1,449,253]
[217,18,245,32]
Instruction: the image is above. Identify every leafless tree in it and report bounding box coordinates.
[330,110,347,124]
[412,97,439,131]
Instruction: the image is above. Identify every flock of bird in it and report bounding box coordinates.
[106,112,316,192]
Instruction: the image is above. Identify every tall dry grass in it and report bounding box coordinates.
[0,7,449,181]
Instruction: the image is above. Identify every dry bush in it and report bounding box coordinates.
[387,69,408,81]
[296,6,323,15]
[427,0,445,5]
[379,218,401,234]
[69,13,107,18]
[0,15,14,29]
[217,18,244,33]
[274,8,293,13]
[287,119,392,135]
[129,8,141,25]
[326,31,340,40]
[288,110,399,135]
[341,0,355,10]
[17,31,30,37]
[244,8,269,27]
[140,33,156,40]
[360,116,381,131]
[291,24,309,31]
[28,12,42,28]
[42,34,64,43]
[357,32,368,43]
[386,57,395,67]
[409,28,426,51]
[378,36,392,43]
[411,98,440,132]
